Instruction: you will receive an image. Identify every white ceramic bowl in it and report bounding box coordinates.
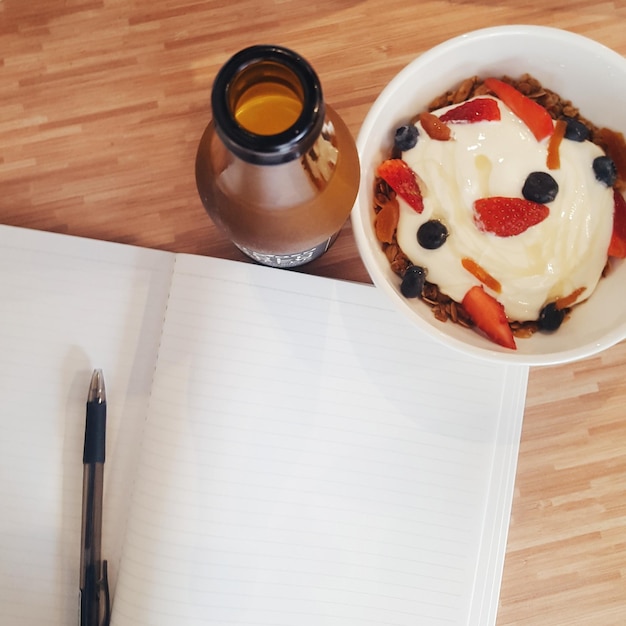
[352,25,626,366]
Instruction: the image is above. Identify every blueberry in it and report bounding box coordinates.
[538,302,566,332]
[522,171,559,204]
[562,116,590,142]
[593,156,617,187]
[394,124,419,151]
[417,220,448,249]
[400,265,426,298]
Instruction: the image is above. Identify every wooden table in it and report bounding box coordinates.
[2,1,625,623]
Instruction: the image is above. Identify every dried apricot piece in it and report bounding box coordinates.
[547,119,566,170]
[418,112,451,141]
[374,197,399,244]
[461,257,502,293]
[555,286,586,310]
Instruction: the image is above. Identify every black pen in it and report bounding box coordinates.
[80,369,111,626]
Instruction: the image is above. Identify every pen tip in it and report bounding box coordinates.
[88,369,106,403]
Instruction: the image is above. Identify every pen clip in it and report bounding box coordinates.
[98,560,111,626]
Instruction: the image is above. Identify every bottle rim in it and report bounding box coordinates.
[211,45,325,165]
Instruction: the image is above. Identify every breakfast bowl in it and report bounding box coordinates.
[351,25,626,366]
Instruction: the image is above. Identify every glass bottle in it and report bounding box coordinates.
[195,45,360,268]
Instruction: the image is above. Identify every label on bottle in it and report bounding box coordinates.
[235,233,338,268]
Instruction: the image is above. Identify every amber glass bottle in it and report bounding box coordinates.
[195,45,360,268]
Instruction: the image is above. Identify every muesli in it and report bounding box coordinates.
[373,74,626,349]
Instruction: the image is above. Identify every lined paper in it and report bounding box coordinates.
[111,254,528,626]
[0,226,173,624]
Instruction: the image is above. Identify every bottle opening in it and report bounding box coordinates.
[212,45,325,165]
[231,62,304,136]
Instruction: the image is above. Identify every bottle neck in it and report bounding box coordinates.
[211,45,325,165]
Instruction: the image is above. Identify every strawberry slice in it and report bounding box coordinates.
[608,189,626,258]
[473,196,550,237]
[462,285,516,350]
[484,77,554,142]
[376,159,424,213]
[439,98,501,123]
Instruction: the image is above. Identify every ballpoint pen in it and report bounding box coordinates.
[80,369,111,626]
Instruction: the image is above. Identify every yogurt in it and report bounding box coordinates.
[396,96,614,321]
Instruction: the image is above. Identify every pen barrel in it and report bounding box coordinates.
[80,564,99,626]
[80,461,105,626]
[80,372,109,626]
[80,462,104,587]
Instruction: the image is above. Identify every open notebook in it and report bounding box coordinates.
[0,224,528,626]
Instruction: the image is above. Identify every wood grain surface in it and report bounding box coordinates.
[2,1,626,623]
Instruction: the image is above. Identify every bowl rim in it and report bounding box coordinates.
[352,24,626,366]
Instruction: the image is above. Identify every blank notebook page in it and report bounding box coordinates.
[111,254,528,626]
